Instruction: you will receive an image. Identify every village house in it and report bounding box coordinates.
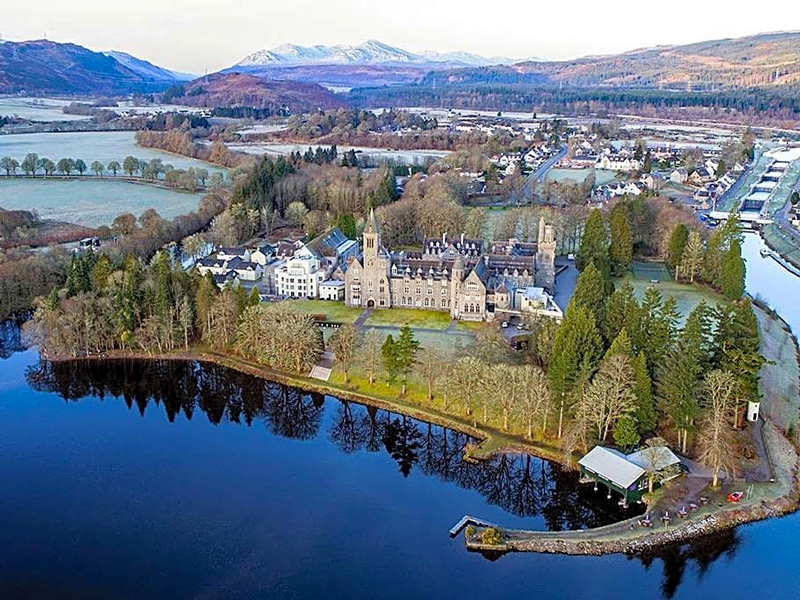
[596,154,642,172]
[670,167,689,184]
[344,210,557,321]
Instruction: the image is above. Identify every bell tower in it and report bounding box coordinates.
[363,208,381,268]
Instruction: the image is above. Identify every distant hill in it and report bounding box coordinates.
[422,31,800,90]
[104,50,194,81]
[0,40,184,94]
[234,39,518,68]
[175,73,346,112]
[227,39,520,88]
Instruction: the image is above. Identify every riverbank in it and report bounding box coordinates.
[43,301,800,557]
[465,303,800,555]
[0,173,208,193]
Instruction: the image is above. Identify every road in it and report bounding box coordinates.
[523,145,567,204]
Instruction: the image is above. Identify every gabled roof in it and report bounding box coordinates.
[578,446,645,489]
[626,446,681,472]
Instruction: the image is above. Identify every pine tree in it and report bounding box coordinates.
[569,261,607,332]
[248,286,261,307]
[548,305,603,437]
[603,281,640,345]
[632,351,657,434]
[614,414,640,451]
[382,334,399,385]
[606,327,633,359]
[719,238,745,300]
[609,207,633,273]
[679,231,704,283]
[337,213,357,239]
[713,300,764,409]
[667,224,689,277]
[394,325,420,395]
[577,208,609,276]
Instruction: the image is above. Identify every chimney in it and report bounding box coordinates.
[460,233,465,245]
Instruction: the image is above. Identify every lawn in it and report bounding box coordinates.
[278,299,363,323]
[365,308,452,330]
[361,325,474,352]
[615,265,724,324]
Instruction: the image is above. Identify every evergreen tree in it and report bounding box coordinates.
[603,281,640,345]
[382,334,399,385]
[632,351,657,434]
[680,231,704,283]
[336,213,357,239]
[613,414,640,451]
[248,286,261,307]
[609,206,633,273]
[569,261,607,333]
[577,208,609,276]
[667,224,689,276]
[605,327,633,359]
[548,305,603,437]
[713,300,764,409]
[393,325,420,394]
[719,238,745,300]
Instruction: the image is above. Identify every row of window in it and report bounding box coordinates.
[396,297,450,308]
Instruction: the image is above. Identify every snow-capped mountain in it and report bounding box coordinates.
[235,40,517,68]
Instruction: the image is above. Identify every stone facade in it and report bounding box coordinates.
[344,209,556,320]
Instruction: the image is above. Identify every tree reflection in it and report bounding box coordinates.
[0,316,27,359]
[634,528,741,599]
[27,358,639,529]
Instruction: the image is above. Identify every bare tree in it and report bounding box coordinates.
[518,365,550,439]
[418,345,443,401]
[329,323,356,383]
[697,370,739,487]
[359,329,382,384]
[575,354,636,442]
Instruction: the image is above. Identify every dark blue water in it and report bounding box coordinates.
[1,317,799,598]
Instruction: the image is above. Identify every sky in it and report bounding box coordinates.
[2,0,798,74]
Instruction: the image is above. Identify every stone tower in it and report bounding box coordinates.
[536,217,556,291]
[449,253,465,318]
[358,208,391,308]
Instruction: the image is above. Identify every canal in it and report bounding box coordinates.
[0,233,798,598]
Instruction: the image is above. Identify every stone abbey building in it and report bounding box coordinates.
[344,209,556,320]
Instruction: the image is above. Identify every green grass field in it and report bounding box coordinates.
[365,308,452,330]
[278,300,363,324]
[616,262,724,324]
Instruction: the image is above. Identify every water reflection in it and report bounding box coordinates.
[0,315,27,359]
[26,357,638,528]
[634,528,742,599]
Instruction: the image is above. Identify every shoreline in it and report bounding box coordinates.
[43,306,800,556]
[0,173,207,193]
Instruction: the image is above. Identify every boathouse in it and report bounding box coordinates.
[578,446,648,506]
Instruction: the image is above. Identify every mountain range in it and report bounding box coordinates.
[1,32,798,101]
[234,40,520,68]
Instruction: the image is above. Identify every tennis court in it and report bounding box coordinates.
[631,261,672,282]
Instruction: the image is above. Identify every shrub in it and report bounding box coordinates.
[480,527,503,546]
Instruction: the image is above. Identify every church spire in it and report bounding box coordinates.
[364,207,379,235]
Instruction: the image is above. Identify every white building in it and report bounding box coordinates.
[319,280,346,301]
[275,247,326,298]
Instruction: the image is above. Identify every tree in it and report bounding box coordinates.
[39,158,56,175]
[382,334,399,385]
[713,299,764,413]
[0,156,19,176]
[360,329,383,384]
[329,324,357,383]
[247,285,261,307]
[336,213,357,239]
[576,353,637,442]
[719,238,745,300]
[609,206,633,273]
[108,161,121,176]
[518,365,550,438]
[91,161,105,176]
[112,212,138,236]
[613,414,640,451]
[577,208,609,275]
[75,159,87,175]
[56,158,74,175]
[21,153,38,175]
[603,281,640,344]
[667,224,689,277]
[680,231,704,283]
[569,261,607,333]
[394,325,420,395]
[286,201,309,227]
[632,351,657,435]
[697,370,739,487]
[548,305,603,438]
[123,156,139,177]
[464,207,488,239]
[418,345,443,401]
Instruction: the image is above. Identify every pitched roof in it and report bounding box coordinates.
[626,446,681,472]
[578,446,645,489]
